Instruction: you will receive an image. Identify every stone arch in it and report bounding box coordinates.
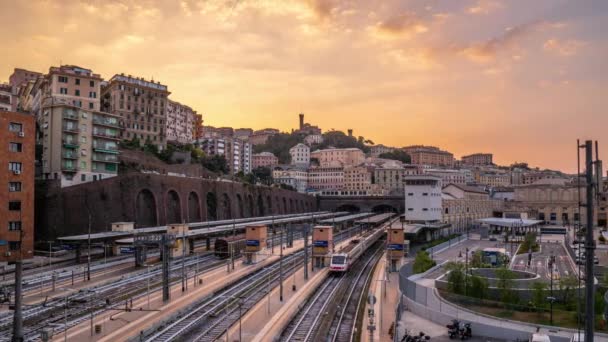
[247,194,255,217]
[188,191,201,222]
[236,194,244,218]
[289,199,294,213]
[221,193,232,219]
[166,190,181,224]
[135,189,157,227]
[206,192,217,221]
[372,204,397,213]
[282,197,287,214]
[336,204,360,213]
[266,195,272,215]
[275,197,280,215]
[257,195,265,216]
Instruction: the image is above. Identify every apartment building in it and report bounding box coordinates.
[166,99,196,144]
[252,152,278,169]
[196,136,252,174]
[475,172,511,187]
[0,84,11,111]
[307,166,344,191]
[461,153,493,166]
[101,74,170,150]
[234,128,253,139]
[369,144,394,157]
[403,175,443,223]
[304,134,323,146]
[343,165,373,192]
[310,147,365,168]
[272,167,308,193]
[9,68,42,111]
[374,164,419,192]
[204,126,234,138]
[249,128,279,145]
[424,169,467,185]
[442,184,501,232]
[407,148,454,167]
[290,143,310,167]
[1,111,35,263]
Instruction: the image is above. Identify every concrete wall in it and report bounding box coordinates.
[35,173,316,240]
[318,195,404,213]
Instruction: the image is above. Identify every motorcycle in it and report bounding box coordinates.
[458,322,472,340]
[446,319,460,339]
[401,330,431,342]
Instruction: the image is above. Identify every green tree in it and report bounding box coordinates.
[469,275,489,299]
[378,150,411,164]
[253,133,304,163]
[445,262,466,295]
[201,154,229,174]
[531,282,548,311]
[413,251,436,274]
[558,275,578,310]
[317,130,370,152]
[470,251,486,268]
[495,268,516,304]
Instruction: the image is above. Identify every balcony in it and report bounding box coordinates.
[92,130,120,140]
[62,140,79,149]
[62,112,79,121]
[61,163,78,172]
[63,125,79,133]
[92,144,119,154]
[92,154,119,163]
[93,116,119,128]
[62,151,78,159]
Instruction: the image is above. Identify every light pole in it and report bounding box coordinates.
[465,247,469,297]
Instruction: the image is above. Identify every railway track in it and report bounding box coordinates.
[0,253,221,342]
[280,241,383,342]
[140,228,357,342]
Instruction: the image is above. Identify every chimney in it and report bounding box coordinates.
[348,129,353,137]
[299,113,304,130]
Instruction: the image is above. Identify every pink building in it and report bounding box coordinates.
[252,152,278,169]
[307,166,344,191]
[166,99,197,144]
[310,147,365,168]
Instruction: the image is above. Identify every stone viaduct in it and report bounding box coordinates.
[35,173,316,241]
[317,195,404,213]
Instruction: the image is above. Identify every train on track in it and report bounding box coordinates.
[329,227,386,273]
[214,235,247,259]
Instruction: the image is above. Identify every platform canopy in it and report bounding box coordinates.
[476,218,543,228]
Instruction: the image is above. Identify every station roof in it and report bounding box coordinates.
[58,211,344,243]
[354,213,396,224]
[317,212,374,224]
[476,217,543,227]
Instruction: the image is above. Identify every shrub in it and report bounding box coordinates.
[413,250,436,274]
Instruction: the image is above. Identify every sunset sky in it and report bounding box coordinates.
[1,0,607,172]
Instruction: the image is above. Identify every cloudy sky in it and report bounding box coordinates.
[1,0,607,172]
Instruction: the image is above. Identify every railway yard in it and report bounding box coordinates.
[0,211,398,342]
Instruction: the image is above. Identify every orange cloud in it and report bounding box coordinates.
[543,38,586,56]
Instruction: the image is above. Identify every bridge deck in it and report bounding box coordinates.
[58,212,344,243]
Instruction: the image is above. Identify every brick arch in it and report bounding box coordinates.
[206,192,218,221]
[135,188,158,227]
[221,193,232,219]
[257,194,265,216]
[166,189,182,224]
[236,194,244,218]
[187,191,202,222]
[247,194,255,217]
[275,196,280,215]
[266,195,272,215]
[289,198,294,213]
[282,197,287,214]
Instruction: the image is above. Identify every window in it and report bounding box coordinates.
[75,78,80,85]
[9,182,21,192]
[89,91,97,98]
[81,112,88,119]
[90,80,95,87]
[8,123,22,132]
[8,221,22,231]
[60,87,68,95]
[81,174,86,182]
[80,161,86,169]
[407,193,413,196]
[58,76,68,83]
[422,193,428,196]
[9,241,21,251]
[89,102,94,109]
[423,208,428,211]
[73,100,82,107]
[81,136,86,143]
[408,208,413,211]
[9,201,21,211]
[9,143,22,152]
[9,162,22,172]
[75,89,80,96]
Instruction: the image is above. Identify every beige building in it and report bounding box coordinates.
[272,167,308,193]
[307,166,344,191]
[461,153,493,165]
[343,165,373,192]
[404,145,454,167]
[442,184,502,233]
[9,68,43,111]
[374,164,419,192]
[249,128,279,145]
[166,99,197,144]
[0,84,11,111]
[424,169,468,185]
[475,172,511,187]
[101,74,170,150]
[304,134,323,146]
[369,144,394,157]
[310,147,365,167]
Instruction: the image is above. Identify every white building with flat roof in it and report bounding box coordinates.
[290,143,310,167]
[404,175,442,223]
